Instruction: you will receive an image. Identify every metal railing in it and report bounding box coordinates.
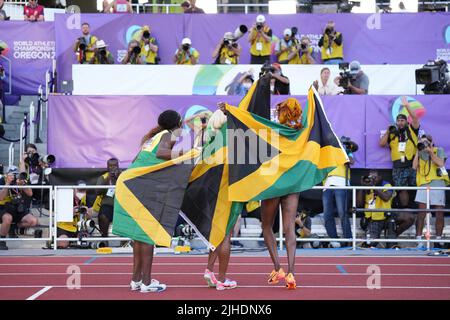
[1,184,450,252]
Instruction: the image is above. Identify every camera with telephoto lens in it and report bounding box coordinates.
[325,27,335,37]
[388,125,398,135]
[362,175,376,186]
[256,23,263,31]
[200,117,207,124]
[142,30,150,39]
[132,46,141,55]
[182,44,190,51]
[176,224,195,240]
[260,61,276,76]
[40,154,55,166]
[340,136,358,154]
[338,62,351,89]
[78,37,87,51]
[99,48,107,56]
[417,139,431,151]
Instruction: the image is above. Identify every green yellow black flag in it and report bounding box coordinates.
[181,124,243,250]
[226,86,349,202]
[113,147,199,248]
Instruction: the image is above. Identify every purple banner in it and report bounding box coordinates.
[48,94,450,169]
[0,21,55,95]
[55,13,450,87]
[48,94,366,168]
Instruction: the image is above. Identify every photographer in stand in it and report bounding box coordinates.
[89,40,114,65]
[122,40,144,65]
[73,23,98,64]
[56,180,95,249]
[174,38,200,65]
[334,61,369,95]
[357,170,395,248]
[0,166,37,250]
[248,15,272,65]
[212,32,242,65]
[413,134,449,248]
[318,21,343,65]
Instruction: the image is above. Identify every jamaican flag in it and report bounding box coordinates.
[226,86,348,202]
[181,124,243,250]
[113,145,199,248]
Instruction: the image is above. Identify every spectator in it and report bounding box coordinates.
[24,0,44,22]
[122,40,144,65]
[248,15,272,65]
[379,96,420,214]
[183,0,205,13]
[73,23,98,64]
[275,28,299,64]
[318,21,343,64]
[0,0,9,20]
[212,32,242,65]
[234,71,254,96]
[295,210,312,248]
[89,40,114,64]
[322,137,356,248]
[270,63,290,95]
[93,158,121,239]
[334,61,369,95]
[184,111,211,148]
[56,180,93,249]
[0,166,37,250]
[298,36,315,65]
[103,0,133,13]
[0,62,5,117]
[174,38,199,65]
[180,1,190,12]
[137,26,159,65]
[413,134,448,248]
[313,67,342,96]
[357,170,395,248]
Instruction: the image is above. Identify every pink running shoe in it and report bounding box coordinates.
[216,278,237,291]
[204,269,218,288]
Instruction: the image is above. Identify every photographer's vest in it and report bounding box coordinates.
[388,126,418,166]
[0,190,11,205]
[219,47,238,65]
[416,147,449,186]
[320,32,343,61]
[57,196,87,233]
[277,39,297,63]
[364,182,394,221]
[76,35,98,63]
[140,38,158,64]
[299,47,314,65]
[176,48,200,65]
[250,26,272,57]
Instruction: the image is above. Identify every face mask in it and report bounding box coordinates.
[243,82,252,89]
[76,192,86,200]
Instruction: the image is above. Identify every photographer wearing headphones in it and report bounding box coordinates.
[212,32,242,65]
[56,180,94,249]
[94,158,121,239]
[318,21,343,65]
[248,15,272,65]
[357,170,395,248]
[138,26,159,65]
[122,40,144,65]
[0,166,37,250]
[334,61,369,95]
[89,40,114,65]
[413,134,448,248]
[380,96,420,211]
[322,137,357,248]
[73,23,98,64]
[174,38,200,65]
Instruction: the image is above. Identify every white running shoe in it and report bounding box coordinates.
[216,278,237,291]
[204,269,218,288]
[130,280,142,291]
[140,279,167,293]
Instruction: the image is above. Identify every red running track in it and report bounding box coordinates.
[0,255,450,300]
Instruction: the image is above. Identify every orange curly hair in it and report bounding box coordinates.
[276,98,303,130]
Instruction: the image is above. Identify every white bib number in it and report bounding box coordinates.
[106,188,115,198]
[224,58,232,65]
[116,4,127,12]
[398,142,406,153]
[368,201,376,210]
[256,42,263,51]
[144,45,150,52]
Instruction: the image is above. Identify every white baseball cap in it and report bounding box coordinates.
[223,32,234,40]
[256,14,265,23]
[96,40,107,49]
[182,37,191,45]
[284,28,292,37]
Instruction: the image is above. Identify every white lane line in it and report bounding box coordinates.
[2,272,450,277]
[1,263,450,266]
[25,286,52,300]
[2,285,450,290]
